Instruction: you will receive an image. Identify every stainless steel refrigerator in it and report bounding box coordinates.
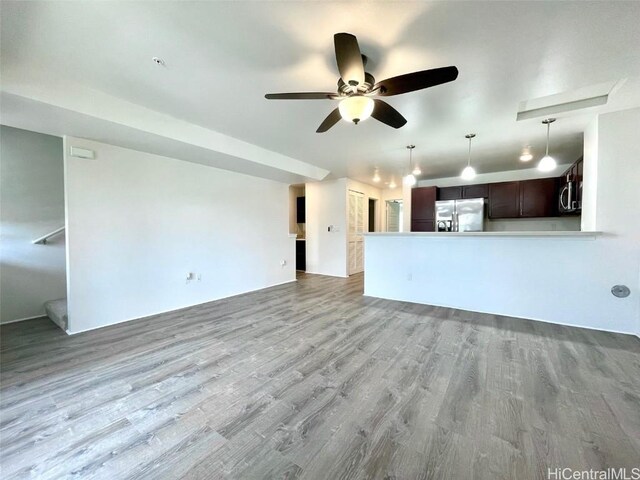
[435,198,484,232]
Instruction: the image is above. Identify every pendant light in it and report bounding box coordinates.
[461,134,476,180]
[519,146,533,162]
[403,145,417,186]
[538,118,557,172]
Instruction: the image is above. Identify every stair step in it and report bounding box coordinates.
[44,298,68,331]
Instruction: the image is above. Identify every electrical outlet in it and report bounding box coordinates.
[280,260,287,267]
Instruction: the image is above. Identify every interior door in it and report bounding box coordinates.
[348,190,365,275]
[386,201,401,232]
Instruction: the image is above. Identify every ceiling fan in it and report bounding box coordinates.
[265,33,458,133]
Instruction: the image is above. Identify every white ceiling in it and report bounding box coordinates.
[2,1,640,186]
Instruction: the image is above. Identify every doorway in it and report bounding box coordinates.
[386,200,403,232]
[348,190,364,275]
[368,198,377,232]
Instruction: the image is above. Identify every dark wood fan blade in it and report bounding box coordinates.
[265,92,337,100]
[316,108,342,133]
[334,33,365,86]
[374,66,458,96]
[371,100,407,129]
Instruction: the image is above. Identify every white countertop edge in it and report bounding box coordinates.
[364,231,602,238]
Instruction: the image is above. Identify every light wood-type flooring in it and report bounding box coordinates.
[1,273,639,479]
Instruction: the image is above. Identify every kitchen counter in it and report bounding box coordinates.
[364,231,600,238]
[363,230,617,333]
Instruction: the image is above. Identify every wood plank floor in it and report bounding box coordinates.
[1,273,639,479]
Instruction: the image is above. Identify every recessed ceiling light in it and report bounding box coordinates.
[152,57,165,66]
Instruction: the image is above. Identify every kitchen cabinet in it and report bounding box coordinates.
[296,240,306,271]
[296,197,306,223]
[438,186,462,201]
[463,184,489,199]
[519,178,558,217]
[489,182,520,218]
[411,220,435,232]
[411,186,437,231]
[489,179,558,219]
[437,184,488,200]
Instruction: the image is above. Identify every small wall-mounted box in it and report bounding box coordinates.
[70,146,95,159]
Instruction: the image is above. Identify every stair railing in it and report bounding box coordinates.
[32,226,65,245]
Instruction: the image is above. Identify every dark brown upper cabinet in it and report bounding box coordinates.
[489,179,558,219]
[437,184,489,200]
[438,186,463,201]
[489,181,520,219]
[519,178,558,218]
[463,184,489,199]
[411,186,437,231]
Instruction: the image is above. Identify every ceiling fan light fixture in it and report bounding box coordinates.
[519,152,533,162]
[338,96,374,124]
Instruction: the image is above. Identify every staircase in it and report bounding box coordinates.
[44,298,68,331]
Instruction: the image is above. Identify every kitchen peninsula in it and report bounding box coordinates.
[364,230,612,331]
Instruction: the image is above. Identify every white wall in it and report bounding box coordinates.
[0,126,67,323]
[305,178,348,277]
[366,108,640,336]
[365,234,632,333]
[586,107,640,335]
[64,137,295,334]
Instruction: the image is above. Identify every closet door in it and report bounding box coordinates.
[348,190,365,275]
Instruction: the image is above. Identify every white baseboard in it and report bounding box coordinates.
[0,314,47,325]
[362,293,638,337]
[66,278,298,335]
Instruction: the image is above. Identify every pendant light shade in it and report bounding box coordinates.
[404,174,416,186]
[338,96,374,124]
[412,165,422,176]
[460,134,476,180]
[404,145,417,186]
[461,165,476,180]
[538,155,556,172]
[537,118,557,172]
